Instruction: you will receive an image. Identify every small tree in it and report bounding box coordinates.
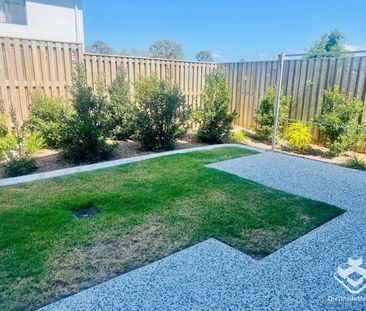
[149,40,184,60]
[102,68,137,140]
[193,69,237,143]
[196,51,214,62]
[135,76,190,150]
[254,87,291,142]
[316,86,364,155]
[307,29,348,58]
[59,65,114,163]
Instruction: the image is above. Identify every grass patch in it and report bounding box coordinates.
[0,147,343,310]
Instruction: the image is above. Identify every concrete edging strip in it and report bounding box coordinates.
[0,144,262,188]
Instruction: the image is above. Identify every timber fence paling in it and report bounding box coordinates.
[1,37,366,152]
[221,56,366,152]
[0,37,217,124]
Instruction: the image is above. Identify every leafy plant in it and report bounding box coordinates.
[103,68,137,140]
[4,158,38,177]
[59,65,115,163]
[1,105,44,177]
[23,131,45,155]
[285,122,312,150]
[346,155,366,171]
[316,86,364,156]
[26,92,73,148]
[193,69,237,143]
[0,100,8,138]
[254,87,291,142]
[135,75,190,150]
[227,129,247,144]
[0,134,16,161]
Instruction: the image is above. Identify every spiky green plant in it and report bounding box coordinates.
[228,129,247,144]
[285,122,312,150]
[346,155,366,171]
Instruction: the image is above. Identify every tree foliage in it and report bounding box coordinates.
[135,76,190,150]
[254,87,291,142]
[86,40,115,55]
[26,92,73,148]
[104,68,137,140]
[307,29,347,58]
[193,69,237,143]
[196,50,214,62]
[149,40,184,60]
[316,86,364,155]
[59,65,115,163]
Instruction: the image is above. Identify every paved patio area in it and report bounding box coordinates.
[40,151,366,311]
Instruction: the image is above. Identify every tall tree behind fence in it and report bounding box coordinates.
[0,37,217,125]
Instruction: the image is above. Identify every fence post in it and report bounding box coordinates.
[272,52,285,151]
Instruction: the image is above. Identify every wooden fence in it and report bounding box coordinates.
[220,57,366,129]
[1,37,366,151]
[0,37,217,124]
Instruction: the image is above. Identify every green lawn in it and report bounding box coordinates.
[0,147,343,311]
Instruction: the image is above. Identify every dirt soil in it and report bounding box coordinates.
[0,139,207,179]
[242,128,366,167]
[1,132,365,179]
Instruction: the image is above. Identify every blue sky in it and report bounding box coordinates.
[83,0,366,62]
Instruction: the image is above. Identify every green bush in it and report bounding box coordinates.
[346,154,366,171]
[0,100,8,138]
[4,158,38,177]
[254,87,291,142]
[0,134,16,161]
[316,86,364,156]
[227,129,247,144]
[135,76,190,150]
[193,70,237,143]
[1,105,44,177]
[103,68,137,140]
[26,92,72,148]
[285,122,312,150]
[59,65,115,163]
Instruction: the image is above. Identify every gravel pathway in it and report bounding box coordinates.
[40,151,366,311]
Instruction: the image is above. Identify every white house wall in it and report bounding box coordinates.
[0,0,84,43]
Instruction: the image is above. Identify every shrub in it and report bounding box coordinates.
[1,105,44,177]
[0,100,8,138]
[135,76,190,150]
[193,69,237,143]
[316,86,364,156]
[26,92,72,148]
[103,68,137,139]
[227,129,247,144]
[254,87,291,142]
[346,155,366,171]
[4,158,38,177]
[0,134,16,161]
[285,122,312,150]
[59,65,115,163]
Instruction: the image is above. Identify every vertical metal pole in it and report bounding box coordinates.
[272,52,285,151]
